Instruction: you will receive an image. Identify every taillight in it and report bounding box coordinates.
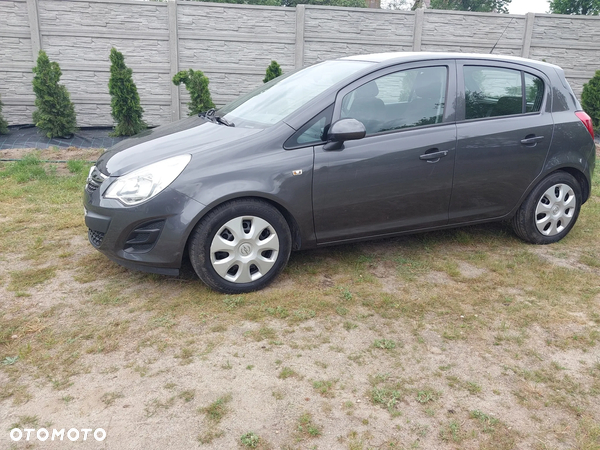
[575,111,594,140]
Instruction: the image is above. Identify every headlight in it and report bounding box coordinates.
[104,154,191,206]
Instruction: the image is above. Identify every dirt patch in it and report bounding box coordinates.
[531,246,598,274]
[421,270,455,285]
[457,261,487,279]
[1,146,104,162]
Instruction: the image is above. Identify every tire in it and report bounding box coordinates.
[188,199,292,294]
[512,172,582,245]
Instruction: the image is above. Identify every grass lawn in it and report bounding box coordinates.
[1,149,599,449]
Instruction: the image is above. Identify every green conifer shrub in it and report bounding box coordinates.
[172,69,215,116]
[32,51,77,138]
[0,95,8,135]
[108,48,146,136]
[263,61,282,83]
[581,70,600,132]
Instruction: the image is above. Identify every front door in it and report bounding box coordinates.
[312,63,458,244]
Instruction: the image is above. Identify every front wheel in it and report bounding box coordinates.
[189,199,292,294]
[512,172,582,245]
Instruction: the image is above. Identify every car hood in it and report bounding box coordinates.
[96,115,263,176]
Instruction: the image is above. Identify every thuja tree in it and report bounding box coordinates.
[0,95,8,135]
[582,70,600,131]
[172,69,215,116]
[263,61,282,83]
[32,51,77,138]
[108,48,146,136]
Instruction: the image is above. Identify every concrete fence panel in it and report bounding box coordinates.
[420,11,526,55]
[1,0,35,125]
[529,15,600,95]
[303,7,415,65]
[36,0,171,126]
[1,0,599,127]
[177,2,296,114]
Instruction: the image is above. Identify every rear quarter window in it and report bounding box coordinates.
[525,73,544,113]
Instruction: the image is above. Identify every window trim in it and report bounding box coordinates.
[457,61,550,123]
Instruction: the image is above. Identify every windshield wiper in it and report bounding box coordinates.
[215,115,234,127]
[199,108,234,127]
[199,108,216,119]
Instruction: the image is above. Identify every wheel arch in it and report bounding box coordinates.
[508,165,589,222]
[184,195,304,258]
[556,167,590,204]
[511,169,584,244]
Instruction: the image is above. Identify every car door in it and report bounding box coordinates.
[312,61,458,244]
[449,61,554,223]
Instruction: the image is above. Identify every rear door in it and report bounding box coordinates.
[312,61,458,243]
[450,61,554,223]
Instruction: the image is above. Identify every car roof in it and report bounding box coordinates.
[340,52,561,72]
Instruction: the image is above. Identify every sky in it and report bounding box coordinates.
[508,0,550,14]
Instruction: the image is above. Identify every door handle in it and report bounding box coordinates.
[419,150,448,162]
[520,135,544,145]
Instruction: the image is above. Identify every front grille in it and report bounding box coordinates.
[88,229,105,248]
[86,166,107,193]
[86,180,100,192]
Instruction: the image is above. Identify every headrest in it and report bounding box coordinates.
[355,81,379,99]
[414,81,441,99]
[413,70,443,99]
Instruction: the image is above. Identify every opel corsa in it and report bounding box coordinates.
[84,52,596,293]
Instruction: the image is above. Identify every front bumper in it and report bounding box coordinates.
[83,177,206,276]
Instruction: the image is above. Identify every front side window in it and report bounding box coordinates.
[341,66,447,135]
[464,66,544,120]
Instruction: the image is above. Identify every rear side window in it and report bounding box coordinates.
[464,66,544,120]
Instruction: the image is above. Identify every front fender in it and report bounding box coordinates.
[173,146,317,249]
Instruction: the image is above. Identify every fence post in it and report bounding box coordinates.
[295,4,305,69]
[413,8,424,52]
[521,12,535,59]
[26,0,42,60]
[168,0,180,121]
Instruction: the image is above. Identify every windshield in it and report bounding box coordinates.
[219,60,373,128]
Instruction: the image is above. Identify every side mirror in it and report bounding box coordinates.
[323,119,366,151]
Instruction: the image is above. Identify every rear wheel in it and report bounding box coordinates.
[189,199,292,294]
[512,172,581,244]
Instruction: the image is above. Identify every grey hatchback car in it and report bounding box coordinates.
[84,52,596,294]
